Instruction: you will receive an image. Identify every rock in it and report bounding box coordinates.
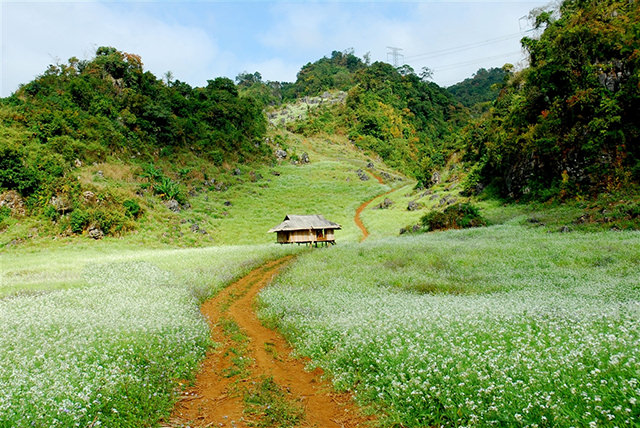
[367,162,374,169]
[233,167,242,176]
[300,152,310,164]
[412,224,421,233]
[375,198,394,209]
[271,170,281,176]
[380,171,391,181]
[88,226,104,240]
[50,195,72,213]
[431,171,440,186]
[407,200,420,211]
[74,159,82,168]
[223,200,232,206]
[447,197,458,205]
[559,226,572,233]
[214,182,227,192]
[249,171,263,182]
[399,227,407,235]
[165,199,180,212]
[0,190,26,216]
[190,223,200,233]
[356,169,370,181]
[275,149,287,160]
[96,170,104,178]
[204,178,215,187]
[82,191,96,203]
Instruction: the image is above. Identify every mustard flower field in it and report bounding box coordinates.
[259,225,640,427]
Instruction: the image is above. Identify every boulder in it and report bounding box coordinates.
[375,198,394,209]
[356,169,370,181]
[165,199,181,213]
[82,191,96,203]
[300,152,310,164]
[275,149,287,160]
[88,226,104,240]
[0,190,26,216]
[431,171,440,186]
[407,200,420,211]
[50,195,73,213]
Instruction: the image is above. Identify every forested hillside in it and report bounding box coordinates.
[280,56,467,181]
[461,0,640,200]
[1,47,267,237]
[447,67,508,109]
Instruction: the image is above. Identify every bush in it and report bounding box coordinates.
[421,203,486,232]
[70,209,89,233]
[123,199,142,218]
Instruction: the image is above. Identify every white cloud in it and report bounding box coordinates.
[1,2,222,96]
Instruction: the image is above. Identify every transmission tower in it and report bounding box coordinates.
[386,46,404,67]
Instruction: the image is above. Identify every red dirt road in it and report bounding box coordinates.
[168,257,371,427]
[354,171,395,242]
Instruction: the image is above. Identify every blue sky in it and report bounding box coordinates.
[1,0,550,97]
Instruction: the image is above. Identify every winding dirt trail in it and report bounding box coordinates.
[168,256,371,428]
[354,171,397,242]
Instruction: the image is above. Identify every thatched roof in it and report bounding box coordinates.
[268,214,341,233]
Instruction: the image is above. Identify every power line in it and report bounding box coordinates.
[431,50,523,73]
[405,30,532,61]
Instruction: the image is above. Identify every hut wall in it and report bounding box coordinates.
[290,230,314,243]
[325,230,335,241]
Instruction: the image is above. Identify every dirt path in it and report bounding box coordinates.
[168,256,371,428]
[354,171,396,242]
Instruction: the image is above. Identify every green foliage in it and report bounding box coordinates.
[0,46,270,235]
[420,203,486,231]
[154,177,183,202]
[463,0,640,199]
[69,209,89,233]
[0,206,11,223]
[284,49,366,100]
[288,56,466,178]
[447,67,508,108]
[123,198,142,218]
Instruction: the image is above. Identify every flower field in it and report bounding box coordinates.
[259,225,640,427]
[0,244,294,427]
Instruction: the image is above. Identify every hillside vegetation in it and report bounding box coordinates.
[0,46,266,240]
[460,0,640,200]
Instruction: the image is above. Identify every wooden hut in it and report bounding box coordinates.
[268,214,341,246]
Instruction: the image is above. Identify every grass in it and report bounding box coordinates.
[259,223,640,427]
[0,243,296,427]
[243,376,305,428]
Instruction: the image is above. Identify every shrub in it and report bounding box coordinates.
[123,198,142,218]
[70,209,89,233]
[421,203,486,231]
[154,177,183,202]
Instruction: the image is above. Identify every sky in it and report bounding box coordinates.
[1,0,552,97]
